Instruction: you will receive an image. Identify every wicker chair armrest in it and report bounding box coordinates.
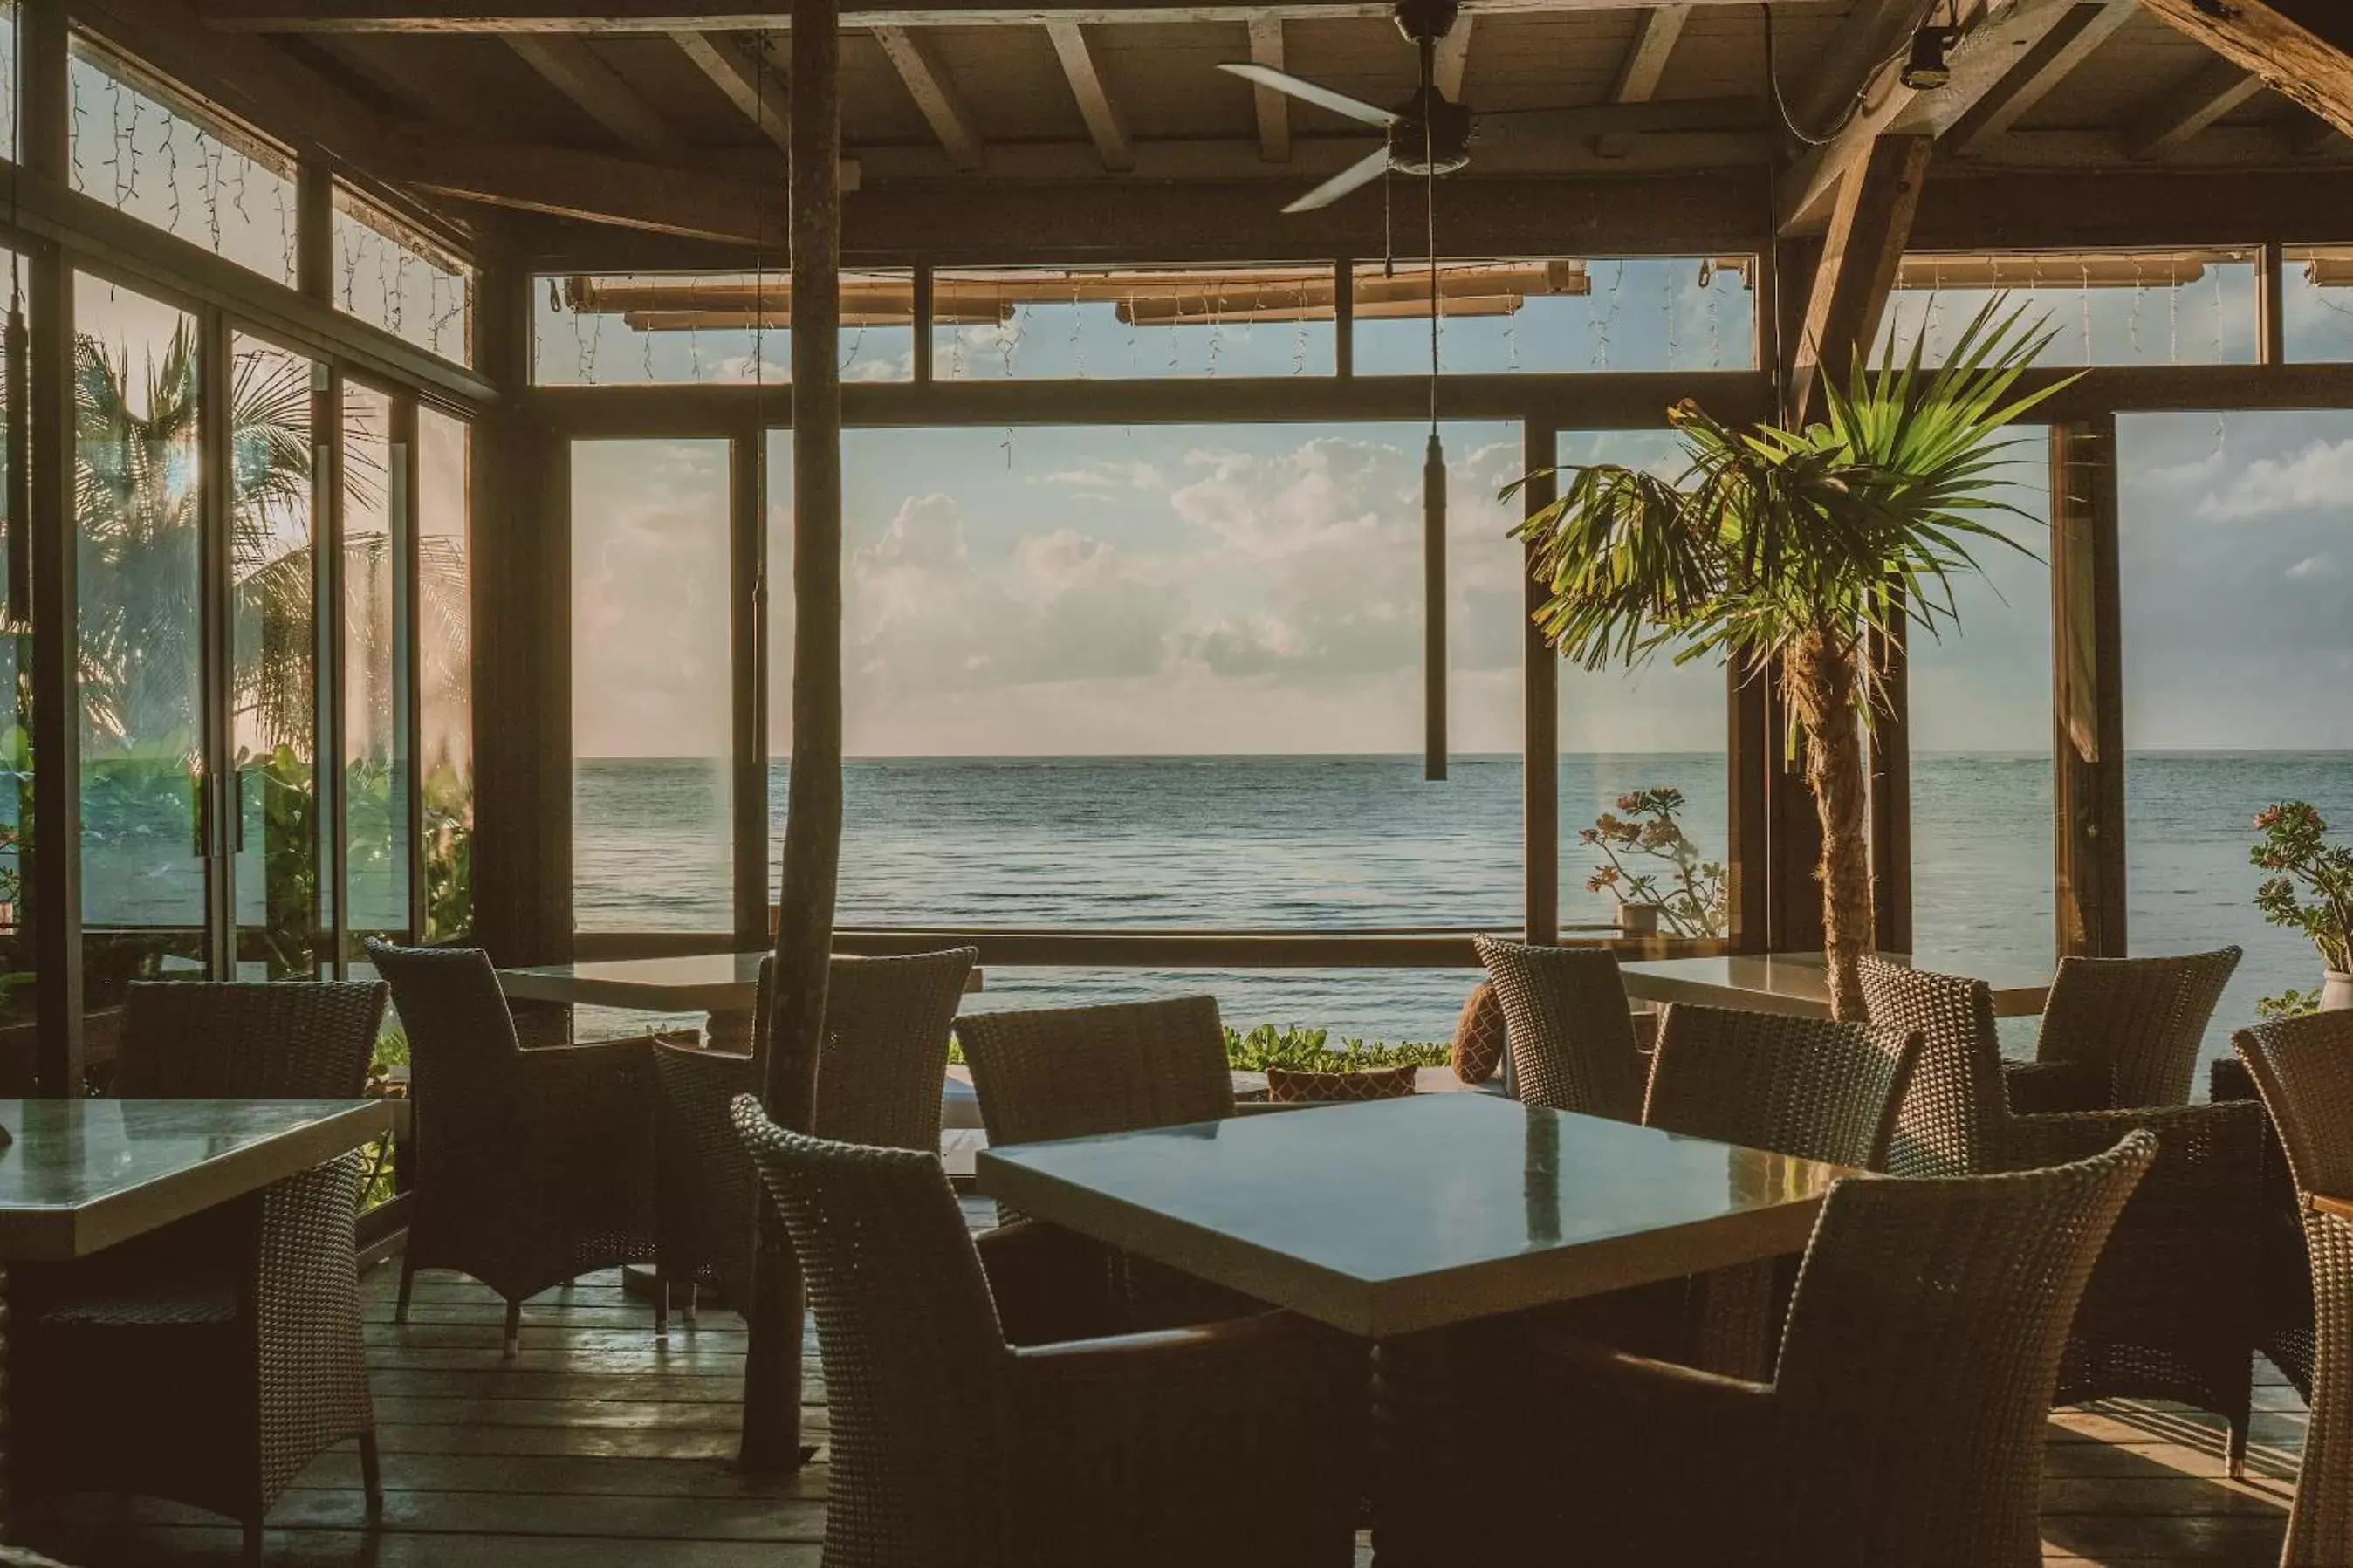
[2003,1058,2109,1115]
[1522,1332,1776,1423]
[2002,1099,2261,1175]
[974,1219,1128,1345]
[1010,1304,1325,1385]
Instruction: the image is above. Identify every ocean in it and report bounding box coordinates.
[574,751,2353,1078]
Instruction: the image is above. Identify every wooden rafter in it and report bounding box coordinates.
[506,32,683,155]
[1246,13,1287,162]
[1788,133,1931,424]
[2125,56,2266,160]
[672,29,792,149]
[1946,0,2137,154]
[388,130,791,239]
[200,0,1773,30]
[1045,18,1133,171]
[873,24,984,169]
[1783,0,1917,132]
[1609,3,1687,104]
[1778,0,2085,234]
[1432,14,1471,100]
[2136,0,2353,141]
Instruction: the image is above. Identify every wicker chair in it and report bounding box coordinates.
[2007,948,2241,1113]
[730,1095,1362,1568]
[1861,955,2264,1472]
[1473,935,1647,1121]
[2233,1009,2353,1566]
[2212,1052,2315,1400]
[654,947,977,1311]
[367,939,662,1357]
[1456,1130,2157,1568]
[13,979,390,1564]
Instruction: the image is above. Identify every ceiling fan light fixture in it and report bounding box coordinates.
[1898,24,1962,91]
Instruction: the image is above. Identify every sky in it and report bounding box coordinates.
[552,257,2353,761]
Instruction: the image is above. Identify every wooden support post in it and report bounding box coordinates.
[2134,0,2353,140]
[1521,424,1556,946]
[1789,134,1931,426]
[1868,592,1911,956]
[1423,429,1446,783]
[743,0,841,1478]
[2050,419,2126,959]
[731,421,770,951]
[1727,660,1770,954]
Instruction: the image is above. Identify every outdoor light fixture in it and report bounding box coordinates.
[1899,22,1962,90]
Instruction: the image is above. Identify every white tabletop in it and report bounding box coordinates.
[498,951,982,1013]
[978,1093,1849,1339]
[1622,952,2052,1020]
[0,1098,393,1261]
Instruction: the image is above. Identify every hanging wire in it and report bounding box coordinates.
[1761,0,1938,148]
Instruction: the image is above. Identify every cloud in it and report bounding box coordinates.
[2199,437,2353,521]
[2288,554,2339,581]
[1042,461,1163,490]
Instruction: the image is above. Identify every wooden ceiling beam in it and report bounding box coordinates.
[199,0,1773,30]
[1783,0,1916,133]
[2136,0,2353,140]
[1609,3,1687,104]
[388,127,790,241]
[1946,0,2137,155]
[1246,13,1288,162]
[1778,0,2087,234]
[1432,14,1471,100]
[1044,19,1133,171]
[1788,133,1931,423]
[506,33,684,156]
[2125,56,2267,161]
[873,25,984,170]
[672,29,792,149]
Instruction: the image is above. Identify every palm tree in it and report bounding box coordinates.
[1513,301,2068,1019]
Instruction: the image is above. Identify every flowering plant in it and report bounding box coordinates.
[2253,801,2353,973]
[1583,788,1728,940]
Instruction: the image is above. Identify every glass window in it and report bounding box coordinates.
[1875,250,2258,367]
[1547,431,1731,944]
[75,273,208,1011]
[230,333,325,979]
[573,438,732,932]
[0,8,20,166]
[342,382,410,955]
[931,264,1337,380]
[2118,411,2353,1072]
[333,185,473,367]
[68,35,298,286]
[0,248,29,1039]
[1905,427,2054,989]
[2284,246,2353,363]
[760,421,1520,941]
[535,271,911,386]
[965,965,1479,1048]
[1355,257,1756,376]
[418,407,471,943]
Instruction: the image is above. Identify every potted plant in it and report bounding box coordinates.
[2252,801,2353,1011]
[1582,787,1728,940]
[1512,302,2065,1019]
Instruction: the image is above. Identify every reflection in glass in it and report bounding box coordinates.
[418,408,472,942]
[343,383,410,956]
[75,273,208,1009]
[1876,250,2257,366]
[572,438,732,932]
[230,334,323,979]
[333,185,472,367]
[1355,257,1756,376]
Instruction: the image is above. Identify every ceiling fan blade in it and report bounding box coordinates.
[1218,62,1399,130]
[1282,147,1392,214]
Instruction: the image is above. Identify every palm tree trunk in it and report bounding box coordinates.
[1785,630,1874,1020]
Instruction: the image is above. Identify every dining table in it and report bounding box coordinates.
[978,1091,1853,1564]
[497,950,984,1051]
[1621,950,2053,1019]
[0,1096,394,1532]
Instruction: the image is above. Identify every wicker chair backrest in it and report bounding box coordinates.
[1773,1132,2157,1568]
[116,979,387,1099]
[957,996,1233,1147]
[2235,1010,2353,1198]
[1642,1003,1923,1172]
[2035,948,2241,1109]
[363,941,527,1182]
[750,948,978,1149]
[732,1097,1012,1568]
[1859,956,2013,1178]
[1474,935,1647,1122]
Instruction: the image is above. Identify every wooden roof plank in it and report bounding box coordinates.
[1947,0,2137,154]
[1045,19,1135,170]
[671,29,792,149]
[2136,0,2353,141]
[1609,3,1687,104]
[506,33,685,155]
[1247,13,1289,162]
[2125,55,2267,160]
[874,24,986,169]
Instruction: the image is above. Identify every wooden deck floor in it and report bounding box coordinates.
[14,1198,2306,1566]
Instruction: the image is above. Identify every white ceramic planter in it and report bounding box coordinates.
[2324,970,2353,1012]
